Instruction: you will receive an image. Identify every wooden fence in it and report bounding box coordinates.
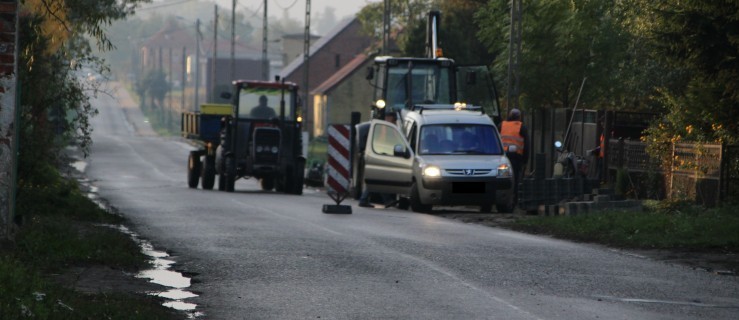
[721,145,739,203]
[607,140,735,206]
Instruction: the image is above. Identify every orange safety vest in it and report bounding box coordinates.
[599,133,605,158]
[500,121,524,155]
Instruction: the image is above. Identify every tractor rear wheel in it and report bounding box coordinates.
[225,157,236,192]
[187,152,201,189]
[218,172,226,191]
[290,159,305,195]
[201,155,216,190]
[261,178,275,191]
[285,158,305,195]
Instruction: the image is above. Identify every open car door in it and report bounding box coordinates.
[363,119,414,195]
[456,65,502,126]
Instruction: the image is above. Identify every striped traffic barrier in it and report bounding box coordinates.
[323,124,352,214]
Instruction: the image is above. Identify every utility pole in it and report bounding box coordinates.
[382,0,390,55]
[303,0,311,134]
[211,5,218,102]
[168,47,173,130]
[507,0,522,112]
[261,0,268,80]
[231,0,236,83]
[195,18,201,112]
[181,46,186,112]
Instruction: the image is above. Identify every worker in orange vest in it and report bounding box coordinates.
[500,108,529,205]
[593,117,607,180]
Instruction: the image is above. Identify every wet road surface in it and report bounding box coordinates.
[84,83,739,319]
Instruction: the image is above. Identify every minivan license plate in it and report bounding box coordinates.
[452,182,485,193]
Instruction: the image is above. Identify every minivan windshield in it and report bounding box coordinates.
[418,124,502,155]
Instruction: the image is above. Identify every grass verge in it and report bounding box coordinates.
[1,168,180,319]
[508,200,739,251]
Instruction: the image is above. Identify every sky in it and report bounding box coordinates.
[212,0,374,21]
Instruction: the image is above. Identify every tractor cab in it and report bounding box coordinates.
[215,80,305,193]
[367,57,502,126]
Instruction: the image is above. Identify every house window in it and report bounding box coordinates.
[335,54,341,68]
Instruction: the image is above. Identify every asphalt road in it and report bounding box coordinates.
[85,84,739,319]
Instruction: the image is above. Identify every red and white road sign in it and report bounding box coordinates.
[326,124,351,195]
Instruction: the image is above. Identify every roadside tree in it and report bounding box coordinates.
[16,0,148,213]
[398,0,495,65]
[475,0,648,111]
[141,69,170,110]
[356,0,433,53]
[641,0,739,148]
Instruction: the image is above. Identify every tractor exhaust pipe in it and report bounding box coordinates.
[426,11,441,59]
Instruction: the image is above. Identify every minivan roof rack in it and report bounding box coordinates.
[411,103,484,114]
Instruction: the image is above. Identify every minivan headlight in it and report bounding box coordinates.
[497,164,511,177]
[423,165,441,177]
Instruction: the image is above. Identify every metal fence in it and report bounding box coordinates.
[607,139,661,173]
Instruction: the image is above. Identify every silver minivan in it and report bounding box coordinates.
[362,105,515,213]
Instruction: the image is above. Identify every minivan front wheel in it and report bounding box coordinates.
[496,191,515,213]
[410,182,432,213]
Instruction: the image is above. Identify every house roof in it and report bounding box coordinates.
[142,21,196,49]
[310,53,371,95]
[142,21,262,59]
[204,38,281,60]
[282,33,321,40]
[279,17,357,78]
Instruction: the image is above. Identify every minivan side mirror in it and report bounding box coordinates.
[366,67,374,80]
[393,144,409,158]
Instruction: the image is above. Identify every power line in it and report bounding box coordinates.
[237,0,264,19]
[138,0,197,11]
[273,0,299,10]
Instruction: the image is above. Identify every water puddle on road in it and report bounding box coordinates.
[115,225,204,318]
[71,160,88,173]
[74,158,204,318]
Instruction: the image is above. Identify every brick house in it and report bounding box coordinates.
[279,17,374,137]
[140,19,282,107]
[309,53,375,136]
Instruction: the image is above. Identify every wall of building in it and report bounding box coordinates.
[282,20,373,137]
[205,57,264,102]
[282,35,320,66]
[325,60,375,129]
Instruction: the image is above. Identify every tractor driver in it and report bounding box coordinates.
[250,95,277,119]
